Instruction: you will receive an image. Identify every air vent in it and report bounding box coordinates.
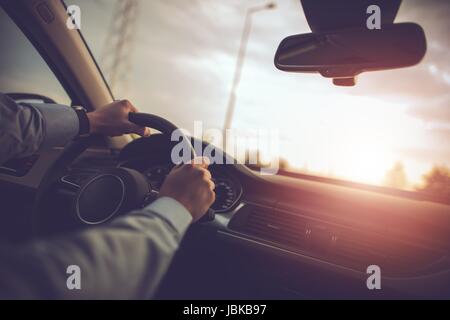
[331,232,389,269]
[231,205,311,251]
[229,204,412,272]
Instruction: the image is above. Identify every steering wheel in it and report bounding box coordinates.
[32,112,215,237]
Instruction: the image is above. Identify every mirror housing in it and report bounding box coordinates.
[274,23,427,86]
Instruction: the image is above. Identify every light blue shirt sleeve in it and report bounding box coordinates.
[30,103,79,150]
[0,196,194,299]
[133,197,193,235]
[0,93,79,164]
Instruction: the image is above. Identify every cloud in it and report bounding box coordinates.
[407,95,450,124]
[347,65,450,100]
[425,127,450,145]
[398,146,450,165]
[119,0,312,130]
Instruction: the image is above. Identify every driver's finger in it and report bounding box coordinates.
[142,127,151,137]
[129,124,151,137]
[192,156,210,168]
[197,166,212,180]
[128,104,139,113]
[207,178,215,191]
[124,103,150,136]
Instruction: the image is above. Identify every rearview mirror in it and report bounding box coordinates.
[274,23,426,86]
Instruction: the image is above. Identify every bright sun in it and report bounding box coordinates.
[251,94,422,188]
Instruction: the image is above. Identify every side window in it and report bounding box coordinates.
[0,7,71,105]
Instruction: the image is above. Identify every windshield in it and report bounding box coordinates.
[70,0,449,198]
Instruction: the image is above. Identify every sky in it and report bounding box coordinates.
[1,0,449,190]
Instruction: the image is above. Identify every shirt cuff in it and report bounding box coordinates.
[142,197,192,235]
[28,103,79,149]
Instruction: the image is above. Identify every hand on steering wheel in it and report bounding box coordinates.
[159,157,215,222]
[32,108,215,236]
[87,100,151,137]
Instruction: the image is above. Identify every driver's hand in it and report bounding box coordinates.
[87,99,151,137]
[159,158,216,221]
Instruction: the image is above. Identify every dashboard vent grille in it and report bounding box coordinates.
[331,232,389,268]
[231,204,401,271]
[237,206,310,250]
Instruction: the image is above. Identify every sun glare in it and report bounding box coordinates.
[244,92,425,188]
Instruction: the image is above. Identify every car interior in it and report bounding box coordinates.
[0,0,449,299]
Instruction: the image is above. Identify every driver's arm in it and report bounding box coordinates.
[0,197,192,299]
[0,93,215,298]
[0,171,214,299]
[0,93,149,165]
[0,162,214,299]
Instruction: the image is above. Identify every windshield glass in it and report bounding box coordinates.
[70,0,449,198]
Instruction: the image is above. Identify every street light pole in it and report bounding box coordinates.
[222,2,276,139]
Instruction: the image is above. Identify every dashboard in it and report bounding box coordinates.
[1,134,450,298]
[0,154,40,177]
